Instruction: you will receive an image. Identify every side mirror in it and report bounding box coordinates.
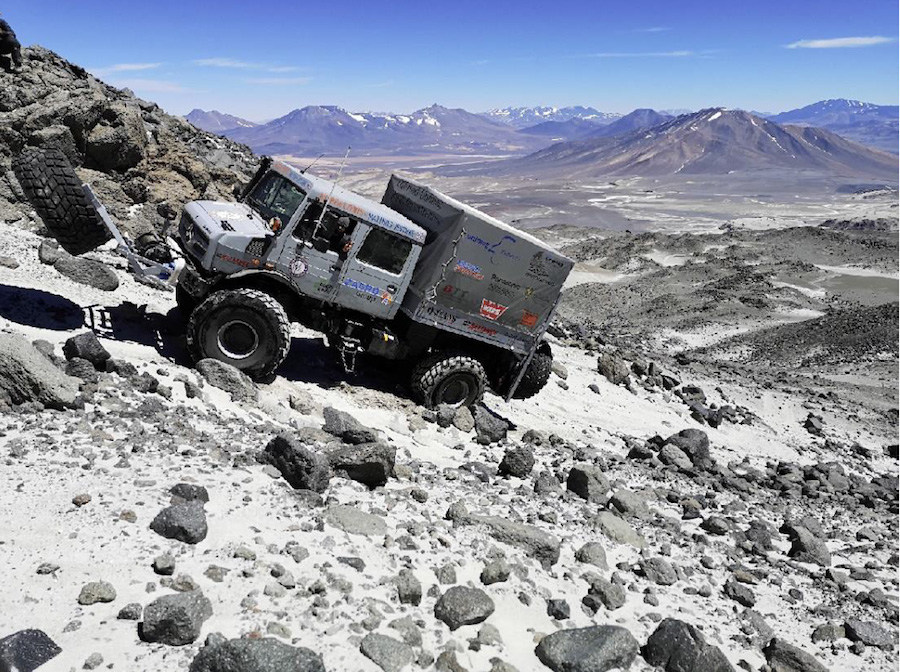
[312,238,329,253]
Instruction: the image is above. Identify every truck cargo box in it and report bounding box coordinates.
[383,175,573,354]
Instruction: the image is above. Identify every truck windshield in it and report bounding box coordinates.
[245,172,306,226]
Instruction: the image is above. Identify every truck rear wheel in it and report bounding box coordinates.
[186,288,291,380]
[12,147,111,255]
[411,351,486,409]
[511,350,553,400]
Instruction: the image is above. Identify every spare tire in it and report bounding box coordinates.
[13,147,111,255]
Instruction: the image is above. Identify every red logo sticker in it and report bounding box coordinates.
[520,310,539,328]
[479,299,507,321]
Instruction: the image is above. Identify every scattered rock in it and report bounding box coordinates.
[77,581,116,605]
[641,557,678,586]
[140,591,212,646]
[359,633,414,672]
[395,569,422,606]
[453,406,475,432]
[566,463,609,502]
[844,619,894,648]
[0,333,80,409]
[170,483,210,503]
[589,511,645,548]
[323,406,378,444]
[480,558,511,585]
[0,630,62,671]
[150,501,208,544]
[195,359,258,402]
[327,442,395,488]
[608,488,650,520]
[54,256,119,291]
[763,638,829,672]
[597,353,630,386]
[536,625,639,672]
[786,526,831,567]
[117,603,143,621]
[449,510,560,568]
[574,542,608,570]
[498,446,535,478]
[260,434,331,492]
[189,636,325,672]
[324,504,387,536]
[472,405,509,443]
[434,586,495,631]
[62,332,111,368]
[643,618,735,672]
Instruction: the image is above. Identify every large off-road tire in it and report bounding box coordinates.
[511,351,553,400]
[12,147,111,255]
[186,288,291,380]
[410,351,486,409]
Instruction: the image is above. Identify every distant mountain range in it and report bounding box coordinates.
[183,99,898,174]
[494,108,897,179]
[767,99,898,154]
[479,106,621,129]
[184,109,257,133]
[215,104,547,156]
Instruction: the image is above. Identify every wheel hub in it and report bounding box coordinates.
[217,319,259,360]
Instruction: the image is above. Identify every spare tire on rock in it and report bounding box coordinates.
[13,147,111,255]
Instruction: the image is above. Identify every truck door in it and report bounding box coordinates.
[273,199,345,302]
[335,225,419,319]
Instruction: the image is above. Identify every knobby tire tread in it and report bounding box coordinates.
[13,147,110,255]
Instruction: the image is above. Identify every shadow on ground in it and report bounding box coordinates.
[0,285,84,330]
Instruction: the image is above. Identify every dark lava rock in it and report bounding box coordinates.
[535,625,639,672]
[641,557,678,586]
[54,256,119,291]
[0,629,62,672]
[786,526,831,567]
[327,442,395,488]
[473,405,509,444]
[724,579,756,607]
[566,463,610,503]
[195,359,257,402]
[663,428,713,470]
[434,586,495,631]
[763,638,829,672]
[643,618,735,672]
[260,434,330,492]
[587,577,626,611]
[62,331,110,368]
[804,414,824,436]
[0,333,80,409]
[189,636,325,672]
[140,591,212,646]
[117,603,143,620]
[547,599,570,620]
[323,406,378,444]
[170,483,210,503]
[395,568,422,606]
[150,501,208,544]
[498,446,535,478]
[65,357,99,383]
[359,633,415,672]
[597,353,630,386]
[844,619,894,648]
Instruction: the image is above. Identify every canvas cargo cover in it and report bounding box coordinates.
[383,175,573,351]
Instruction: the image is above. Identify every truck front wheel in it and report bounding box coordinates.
[186,288,291,380]
[410,351,486,409]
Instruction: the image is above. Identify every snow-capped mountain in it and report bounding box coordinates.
[769,99,899,153]
[481,106,621,129]
[498,108,898,178]
[184,109,258,133]
[222,104,547,156]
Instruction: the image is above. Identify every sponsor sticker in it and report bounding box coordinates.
[442,284,469,301]
[479,299,508,321]
[290,256,309,277]
[454,260,484,281]
[465,234,521,264]
[464,320,498,336]
[520,310,539,328]
[216,252,256,269]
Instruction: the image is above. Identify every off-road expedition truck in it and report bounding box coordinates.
[13,149,574,408]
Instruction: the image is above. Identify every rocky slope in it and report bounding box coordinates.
[0,47,257,239]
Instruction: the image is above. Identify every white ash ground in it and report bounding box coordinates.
[0,221,897,672]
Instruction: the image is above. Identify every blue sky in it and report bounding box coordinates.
[5,0,898,121]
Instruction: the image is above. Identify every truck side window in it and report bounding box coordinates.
[357,228,412,275]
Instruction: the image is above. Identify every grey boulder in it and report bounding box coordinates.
[140,591,213,646]
[0,333,80,409]
[535,625,639,671]
[54,256,119,291]
[150,501,208,544]
[434,586,495,631]
[62,331,110,368]
[360,633,414,672]
[195,359,258,402]
[642,618,734,672]
[327,442,395,488]
[189,637,325,672]
[260,434,331,492]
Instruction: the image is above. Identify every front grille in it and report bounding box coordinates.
[191,227,209,258]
